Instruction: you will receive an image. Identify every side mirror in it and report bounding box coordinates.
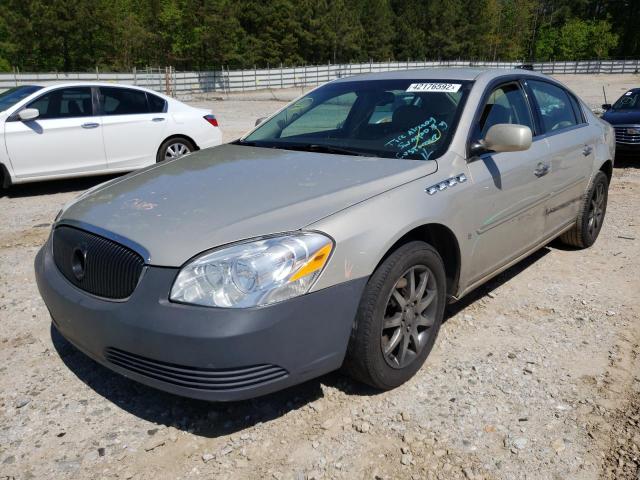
[601,103,612,111]
[19,108,40,121]
[255,117,266,126]
[478,123,532,154]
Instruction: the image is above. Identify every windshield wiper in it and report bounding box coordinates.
[279,144,369,157]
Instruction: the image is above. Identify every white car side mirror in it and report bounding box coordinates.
[483,123,532,153]
[19,108,40,122]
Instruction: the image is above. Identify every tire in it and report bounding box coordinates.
[559,171,608,249]
[156,137,195,162]
[342,241,447,390]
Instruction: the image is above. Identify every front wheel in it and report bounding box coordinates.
[559,170,609,248]
[157,137,195,162]
[342,241,446,390]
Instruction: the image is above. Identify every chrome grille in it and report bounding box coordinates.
[52,226,144,299]
[614,125,640,144]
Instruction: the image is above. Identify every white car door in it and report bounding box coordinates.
[99,87,168,169]
[4,86,107,179]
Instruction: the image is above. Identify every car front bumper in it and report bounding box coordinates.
[35,240,366,401]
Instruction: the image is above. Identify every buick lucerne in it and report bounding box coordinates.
[35,69,615,401]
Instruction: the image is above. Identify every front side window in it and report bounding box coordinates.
[475,83,534,140]
[27,87,93,119]
[528,80,577,132]
[0,85,43,112]
[241,79,472,160]
[100,87,149,115]
[612,90,640,111]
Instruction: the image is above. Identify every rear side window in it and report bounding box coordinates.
[528,80,577,133]
[568,94,585,123]
[476,83,534,140]
[100,87,149,115]
[27,87,93,119]
[147,93,167,113]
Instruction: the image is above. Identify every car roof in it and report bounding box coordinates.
[330,67,550,83]
[29,82,166,97]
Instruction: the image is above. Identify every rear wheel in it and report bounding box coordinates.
[156,137,195,162]
[559,171,608,248]
[342,241,446,390]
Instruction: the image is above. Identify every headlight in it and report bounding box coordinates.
[170,232,334,308]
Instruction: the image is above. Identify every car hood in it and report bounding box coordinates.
[602,109,640,125]
[59,144,435,266]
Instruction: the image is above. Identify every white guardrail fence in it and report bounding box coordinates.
[1,59,639,98]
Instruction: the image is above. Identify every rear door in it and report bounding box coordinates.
[466,80,549,283]
[99,87,167,169]
[525,79,593,237]
[4,86,106,179]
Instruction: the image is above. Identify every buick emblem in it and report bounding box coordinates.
[627,127,640,135]
[71,245,88,281]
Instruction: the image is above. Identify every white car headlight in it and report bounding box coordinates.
[170,232,334,308]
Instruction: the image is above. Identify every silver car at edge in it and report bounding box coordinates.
[35,69,615,401]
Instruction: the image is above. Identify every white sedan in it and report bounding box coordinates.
[0,83,222,187]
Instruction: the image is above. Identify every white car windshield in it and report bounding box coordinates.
[240,79,472,161]
[0,85,43,112]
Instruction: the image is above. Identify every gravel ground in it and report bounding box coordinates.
[1,74,639,480]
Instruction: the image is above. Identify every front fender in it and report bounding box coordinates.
[307,160,469,294]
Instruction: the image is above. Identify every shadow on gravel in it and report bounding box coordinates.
[50,324,379,438]
[445,246,551,319]
[3,174,121,198]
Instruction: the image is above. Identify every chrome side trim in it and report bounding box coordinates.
[476,194,550,235]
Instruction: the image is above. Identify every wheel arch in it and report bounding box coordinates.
[599,159,613,185]
[376,223,461,300]
[157,134,200,159]
[0,163,11,188]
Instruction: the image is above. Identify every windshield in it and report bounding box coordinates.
[240,79,472,160]
[612,90,640,110]
[0,85,42,112]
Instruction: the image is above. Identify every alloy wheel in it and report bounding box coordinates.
[587,182,605,238]
[381,265,438,369]
[165,142,191,159]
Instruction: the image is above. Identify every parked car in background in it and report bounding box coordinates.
[602,88,640,154]
[36,69,614,401]
[0,83,222,187]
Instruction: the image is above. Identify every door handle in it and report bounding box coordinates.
[81,122,99,129]
[582,145,593,156]
[152,117,166,122]
[534,163,550,177]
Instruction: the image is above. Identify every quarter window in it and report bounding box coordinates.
[27,87,93,119]
[100,87,149,115]
[528,80,577,132]
[476,83,534,139]
[148,93,167,113]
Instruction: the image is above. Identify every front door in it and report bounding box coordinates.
[466,81,549,283]
[5,87,106,179]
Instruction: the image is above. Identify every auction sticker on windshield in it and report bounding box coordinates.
[406,83,461,93]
